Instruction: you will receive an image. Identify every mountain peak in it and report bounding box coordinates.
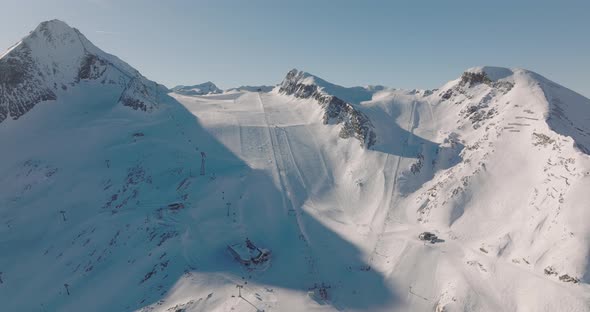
[0,20,161,123]
[460,66,547,86]
[26,19,81,47]
[33,19,75,33]
[283,68,331,88]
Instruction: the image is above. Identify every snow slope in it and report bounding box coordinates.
[168,67,590,311]
[1,21,589,312]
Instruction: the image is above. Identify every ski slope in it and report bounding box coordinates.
[169,67,590,311]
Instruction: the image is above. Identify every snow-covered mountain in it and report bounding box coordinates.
[0,19,165,123]
[1,20,590,312]
[171,82,222,96]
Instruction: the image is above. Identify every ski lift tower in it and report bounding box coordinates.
[200,152,206,176]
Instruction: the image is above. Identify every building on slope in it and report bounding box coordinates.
[227,238,271,267]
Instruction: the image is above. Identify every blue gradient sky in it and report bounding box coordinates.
[1,0,589,97]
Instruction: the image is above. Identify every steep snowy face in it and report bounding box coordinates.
[171,82,222,96]
[278,69,377,148]
[535,72,590,155]
[399,67,590,289]
[0,20,163,123]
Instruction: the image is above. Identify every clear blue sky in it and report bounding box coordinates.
[1,0,589,97]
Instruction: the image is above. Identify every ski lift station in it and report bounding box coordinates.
[227,239,271,266]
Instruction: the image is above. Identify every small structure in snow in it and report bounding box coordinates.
[418,232,438,243]
[308,283,330,301]
[167,202,184,211]
[228,238,271,266]
[559,274,580,284]
[544,266,558,276]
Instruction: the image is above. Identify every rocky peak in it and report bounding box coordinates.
[0,20,161,123]
[278,69,376,148]
[439,66,515,102]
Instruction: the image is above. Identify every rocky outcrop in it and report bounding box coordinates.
[459,71,492,86]
[77,54,108,81]
[120,78,161,112]
[278,69,376,148]
[0,43,56,123]
[459,70,514,91]
[438,70,515,129]
[440,70,514,103]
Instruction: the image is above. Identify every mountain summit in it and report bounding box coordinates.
[0,19,164,123]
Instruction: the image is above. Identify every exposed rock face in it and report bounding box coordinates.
[438,69,515,129]
[459,70,514,92]
[278,69,377,148]
[120,78,161,112]
[0,43,56,123]
[77,54,108,80]
[441,69,514,101]
[0,20,161,123]
[460,71,492,86]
